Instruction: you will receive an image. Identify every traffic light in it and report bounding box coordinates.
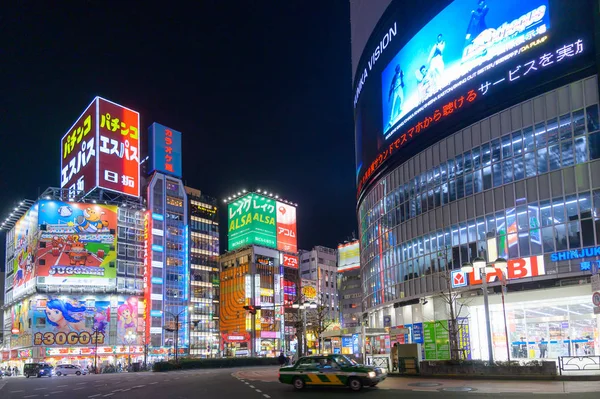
[243,305,262,315]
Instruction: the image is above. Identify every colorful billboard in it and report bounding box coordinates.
[228,193,277,250]
[60,97,140,198]
[12,204,40,296]
[338,241,360,271]
[354,0,595,197]
[32,296,110,347]
[301,279,318,301]
[36,200,117,282]
[10,301,32,348]
[276,201,297,252]
[116,296,146,345]
[281,253,299,269]
[149,123,182,178]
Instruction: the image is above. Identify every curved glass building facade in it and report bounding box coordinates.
[352,0,600,361]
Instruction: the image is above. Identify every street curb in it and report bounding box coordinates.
[387,373,600,381]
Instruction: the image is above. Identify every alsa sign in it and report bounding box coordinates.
[451,256,545,288]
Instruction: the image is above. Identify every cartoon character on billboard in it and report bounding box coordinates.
[44,298,87,333]
[94,308,109,334]
[67,236,90,266]
[386,64,405,128]
[117,297,138,341]
[68,208,110,233]
[465,0,489,45]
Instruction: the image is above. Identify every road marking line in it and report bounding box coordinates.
[103,395,114,398]
[122,388,131,392]
[35,388,48,390]
[11,390,25,393]
[149,382,158,385]
[88,395,102,398]
[77,382,86,385]
[249,385,255,388]
[413,389,437,392]
[132,385,146,388]
[263,395,271,399]
[112,389,122,393]
[244,382,249,385]
[73,388,85,391]
[57,385,68,387]
[256,389,262,393]
[50,392,63,394]
[24,396,39,398]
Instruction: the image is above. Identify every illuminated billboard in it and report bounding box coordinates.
[36,200,117,283]
[276,201,297,252]
[61,97,140,197]
[31,295,145,347]
[228,193,277,250]
[354,0,595,197]
[12,204,40,297]
[149,123,183,178]
[338,241,360,271]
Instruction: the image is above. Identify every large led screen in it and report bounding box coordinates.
[12,204,40,297]
[354,0,595,198]
[227,193,277,251]
[338,241,360,271]
[36,200,117,283]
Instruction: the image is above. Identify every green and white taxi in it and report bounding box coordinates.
[278,354,386,391]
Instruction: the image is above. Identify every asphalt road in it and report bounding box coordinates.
[0,367,599,399]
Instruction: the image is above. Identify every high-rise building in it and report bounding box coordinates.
[299,246,339,322]
[221,190,298,357]
[337,241,361,329]
[186,187,220,357]
[352,0,600,361]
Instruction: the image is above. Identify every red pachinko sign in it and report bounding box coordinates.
[60,97,141,198]
[357,89,478,197]
[97,98,140,196]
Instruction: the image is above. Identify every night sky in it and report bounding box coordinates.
[0,1,357,258]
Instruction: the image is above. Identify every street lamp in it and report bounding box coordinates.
[164,306,193,363]
[461,254,507,364]
[292,299,317,356]
[125,331,136,367]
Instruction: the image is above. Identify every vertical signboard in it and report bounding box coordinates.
[422,321,436,359]
[435,320,450,360]
[275,201,297,252]
[60,97,140,197]
[97,98,140,196]
[12,204,39,298]
[228,193,277,250]
[338,241,360,271]
[149,122,182,178]
[60,99,98,196]
[143,211,151,345]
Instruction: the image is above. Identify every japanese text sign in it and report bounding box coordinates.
[276,201,297,252]
[60,97,140,198]
[149,122,182,178]
[228,193,277,250]
[281,253,299,269]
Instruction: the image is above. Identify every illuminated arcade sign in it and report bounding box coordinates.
[149,122,182,178]
[354,0,593,197]
[61,97,140,197]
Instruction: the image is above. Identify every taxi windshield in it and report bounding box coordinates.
[334,355,359,366]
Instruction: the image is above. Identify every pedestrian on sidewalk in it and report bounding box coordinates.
[539,338,547,358]
[278,352,286,366]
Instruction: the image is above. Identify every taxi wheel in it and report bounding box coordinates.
[348,377,363,391]
[293,377,305,390]
[56,372,62,377]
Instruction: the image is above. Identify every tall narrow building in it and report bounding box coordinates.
[186,187,220,357]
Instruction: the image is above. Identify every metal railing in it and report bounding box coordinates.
[558,356,600,374]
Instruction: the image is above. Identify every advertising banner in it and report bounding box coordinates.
[412,322,424,344]
[228,193,277,250]
[60,99,98,195]
[301,279,318,301]
[149,122,182,178]
[116,296,146,345]
[434,320,451,360]
[422,321,437,359]
[32,296,110,347]
[354,0,595,197]
[10,301,32,348]
[281,253,299,269]
[283,278,297,305]
[338,241,360,270]
[276,201,297,252]
[12,204,40,296]
[97,97,140,196]
[36,200,117,281]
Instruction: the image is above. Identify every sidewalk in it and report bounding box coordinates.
[234,366,600,393]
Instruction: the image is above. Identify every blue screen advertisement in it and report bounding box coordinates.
[149,122,182,178]
[382,0,550,136]
[354,0,595,197]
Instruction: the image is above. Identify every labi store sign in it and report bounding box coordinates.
[452,256,545,288]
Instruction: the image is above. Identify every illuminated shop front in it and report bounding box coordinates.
[352,0,600,361]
